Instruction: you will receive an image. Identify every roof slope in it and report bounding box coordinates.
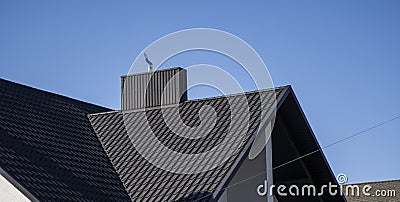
[0,78,130,201]
[344,180,399,202]
[89,87,286,201]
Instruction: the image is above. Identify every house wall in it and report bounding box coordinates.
[224,147,268,202]
[0,173,30,202]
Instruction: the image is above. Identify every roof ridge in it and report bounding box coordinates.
[0,77,109,111]
[88,85,290,116]
[186,85,290,103]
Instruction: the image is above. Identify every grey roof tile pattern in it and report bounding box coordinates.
[0,78,131,201]
[89,88,285,202]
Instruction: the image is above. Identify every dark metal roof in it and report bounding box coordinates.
[89,87,286,201]
[0,78,131,201]
[0,77,345,202]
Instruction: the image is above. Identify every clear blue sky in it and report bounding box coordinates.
[1,0,399,184]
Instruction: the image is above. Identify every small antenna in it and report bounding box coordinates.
[144,53,153,72]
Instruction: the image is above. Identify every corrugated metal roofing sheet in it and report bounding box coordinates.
[0,78,131,201]
[89,88,285,201]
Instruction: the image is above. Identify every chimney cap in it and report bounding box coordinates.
[121,67,185,78]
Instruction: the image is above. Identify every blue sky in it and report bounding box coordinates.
[1,0,399,184]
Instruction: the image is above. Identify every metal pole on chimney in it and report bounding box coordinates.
[144,53,153,72]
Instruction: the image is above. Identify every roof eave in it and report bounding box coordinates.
[0,167,39,202]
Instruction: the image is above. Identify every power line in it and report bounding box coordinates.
[192,114,400,202]
[275,114,400,170]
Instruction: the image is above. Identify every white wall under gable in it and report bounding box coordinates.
[0,173,30,202]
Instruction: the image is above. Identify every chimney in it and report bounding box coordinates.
[121,67,188,110]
